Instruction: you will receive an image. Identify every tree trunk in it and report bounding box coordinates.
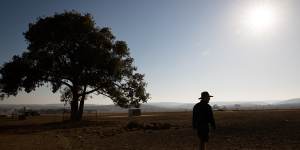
[70,86,87,121]
[70,90,79,121]
[70,100,78,121]
[77,96,85,121]
[76,85,87,121]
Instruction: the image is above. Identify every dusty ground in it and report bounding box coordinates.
[0,110,300,150]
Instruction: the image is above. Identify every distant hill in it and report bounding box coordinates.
[1,98,300,114]
[276,98,300,104]
[272,98,300,109]
[145,102,194,110]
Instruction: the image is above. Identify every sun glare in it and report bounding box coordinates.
[243,4,277,33]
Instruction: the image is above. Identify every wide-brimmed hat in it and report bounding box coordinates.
[198,91,213,99]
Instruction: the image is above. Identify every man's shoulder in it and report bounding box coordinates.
[199,102,212,109]
[208,104,212,108]
[193,102,201,107]
[194,102,201,105]
[193,102,201,110]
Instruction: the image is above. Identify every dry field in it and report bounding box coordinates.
[0,110,300,150]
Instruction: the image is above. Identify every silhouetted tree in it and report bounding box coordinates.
[0,11,150,121]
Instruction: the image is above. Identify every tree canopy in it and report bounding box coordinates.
[0,11,150,121]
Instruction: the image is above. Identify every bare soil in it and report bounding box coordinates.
[0,110,300,150]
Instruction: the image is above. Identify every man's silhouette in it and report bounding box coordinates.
[193,91,216,150]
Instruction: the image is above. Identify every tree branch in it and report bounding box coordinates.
[60,80,73,89]
[45,78,73,89]
[84,81,124,96]
[84,86,102,95]
[97,90,114,100]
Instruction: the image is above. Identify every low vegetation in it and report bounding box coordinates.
[0,110,299,150]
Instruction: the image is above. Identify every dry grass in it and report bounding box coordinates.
[0,110,300,150]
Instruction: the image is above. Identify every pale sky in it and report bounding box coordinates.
[0,0,300,104]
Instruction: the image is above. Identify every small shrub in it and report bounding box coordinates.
[126,121,141,129]
[18,115,26,120]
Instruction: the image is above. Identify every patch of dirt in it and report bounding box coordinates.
[0,110,300,150]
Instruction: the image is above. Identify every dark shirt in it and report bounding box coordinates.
[192,101,216,133]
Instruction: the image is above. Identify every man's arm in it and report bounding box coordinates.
[208,106,216,129]
[192,106,197,129]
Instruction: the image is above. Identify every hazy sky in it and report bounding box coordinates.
[1,0,300,104]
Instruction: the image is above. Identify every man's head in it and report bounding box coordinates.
[198,91,213,103]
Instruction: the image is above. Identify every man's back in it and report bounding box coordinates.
[193,101,215,132]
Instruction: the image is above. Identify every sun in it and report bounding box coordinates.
[243,4,277,33]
